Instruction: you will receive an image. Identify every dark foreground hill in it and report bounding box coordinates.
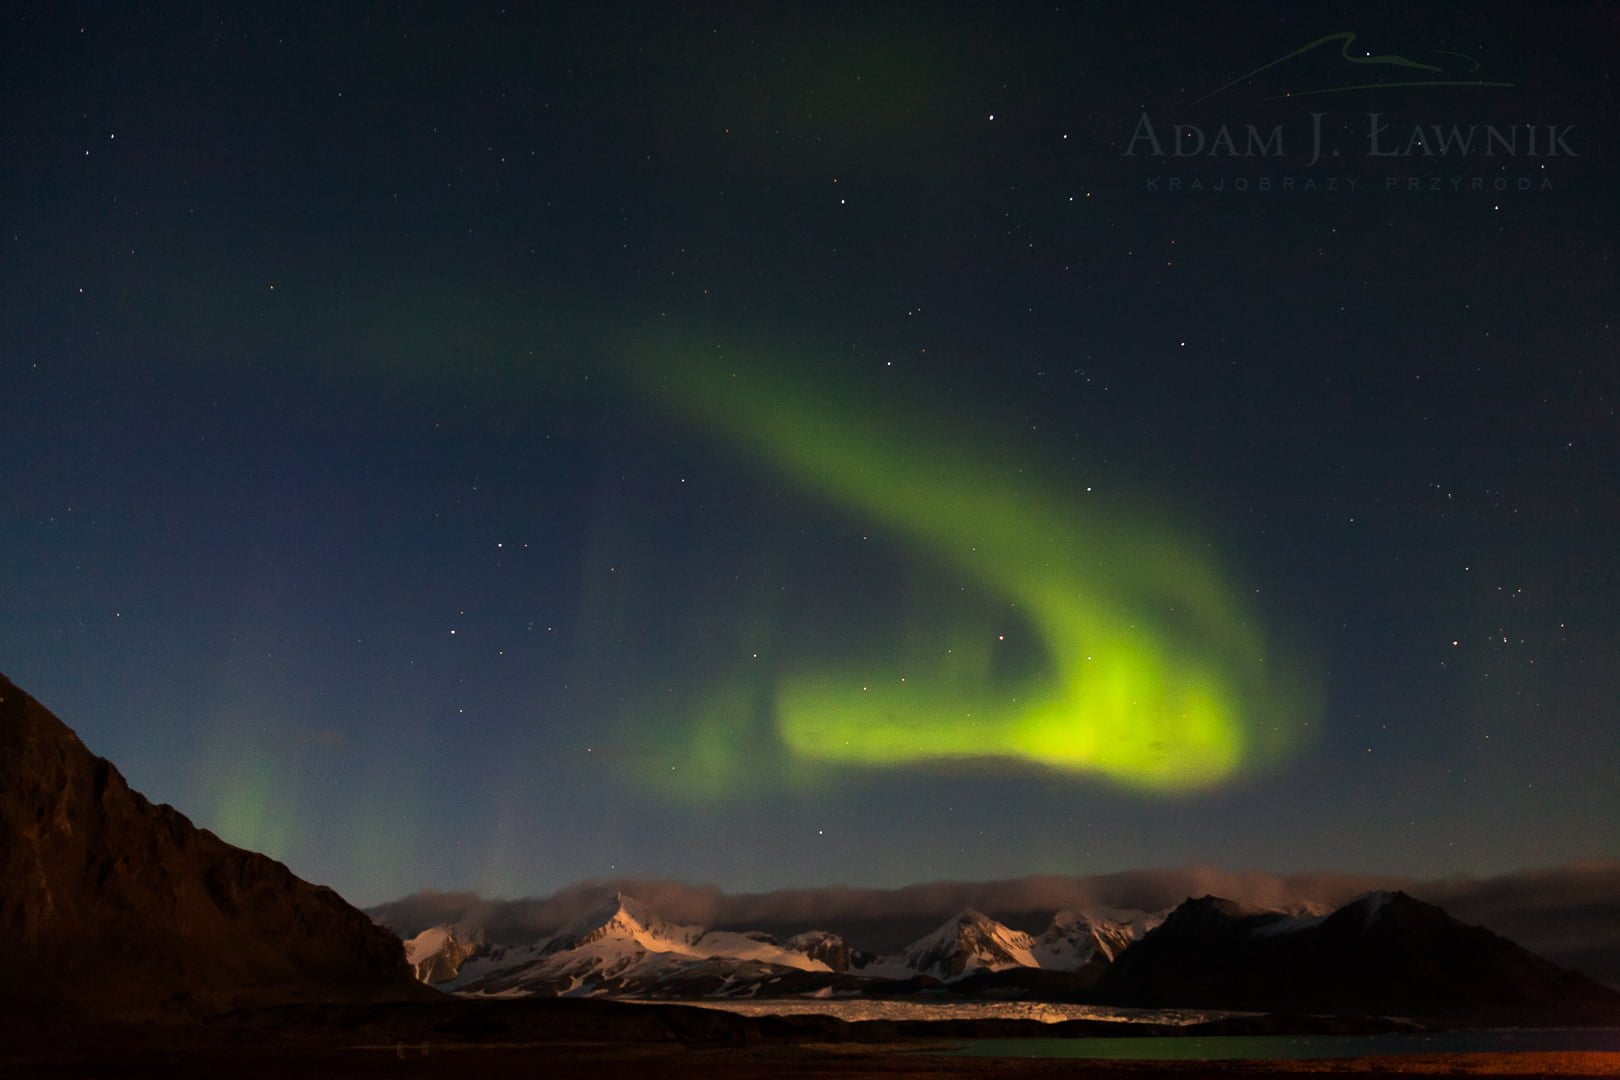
[0,672,420,1018]
[1098,891,1620,1023]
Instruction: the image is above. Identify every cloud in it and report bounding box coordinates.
[367,859,1620,988]
[1409,859,1620,988]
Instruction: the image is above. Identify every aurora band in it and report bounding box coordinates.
[628,338,1314,793]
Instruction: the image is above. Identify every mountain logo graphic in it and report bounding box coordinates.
[1196,31,1515,104]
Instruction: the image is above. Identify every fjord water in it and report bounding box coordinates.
[955,1027,1620,1060]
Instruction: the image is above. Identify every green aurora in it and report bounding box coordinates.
[627,339,1315,795]
[142,277,1315,812]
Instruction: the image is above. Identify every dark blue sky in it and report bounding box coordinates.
[3,4,1615,905]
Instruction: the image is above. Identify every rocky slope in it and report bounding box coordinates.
[0,672,419,1018]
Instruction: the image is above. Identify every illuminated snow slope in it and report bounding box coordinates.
[405,893,1157,998]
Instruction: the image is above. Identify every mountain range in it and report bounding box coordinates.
[3,668,1616,1029]
[398,888,1620,1023]
[403,893,1155,1000]
[370,860,1620,991]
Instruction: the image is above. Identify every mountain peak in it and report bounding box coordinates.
[551,891,698,954]
[1342,889,1399,927]
[882,907,1037,981]
[1033,906,1157,968]
[1160,894,1253,928]
[611,891,651,923]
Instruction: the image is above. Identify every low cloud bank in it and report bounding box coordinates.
[367,859,1620,988]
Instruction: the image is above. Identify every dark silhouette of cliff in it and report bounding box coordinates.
[1099,891,1620,1023]
[0,672,421,1019]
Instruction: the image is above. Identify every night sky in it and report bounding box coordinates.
[4,4,1616,908]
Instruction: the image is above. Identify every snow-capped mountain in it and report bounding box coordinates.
[550,893,701,953]
[398,894,1161,997]
[403,923,486,983]
[379,884,1620,1020]
[1031,907,1162,971]
[785,930,862,974]
[845,906,1160,996]
[454,893,831,997]
[437,939,550,989]
[859,908,1037,981]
